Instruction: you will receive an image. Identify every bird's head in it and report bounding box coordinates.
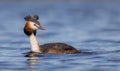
[24,15,45,36]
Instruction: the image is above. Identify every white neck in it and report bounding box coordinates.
[29,34,42,53]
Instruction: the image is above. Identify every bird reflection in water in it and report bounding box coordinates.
[25,52,43,70]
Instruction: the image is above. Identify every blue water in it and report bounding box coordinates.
[0,1,120,71]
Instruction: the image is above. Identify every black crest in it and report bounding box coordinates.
[24,15,32,21]
[24,15,39,21]
[33,15,39,20]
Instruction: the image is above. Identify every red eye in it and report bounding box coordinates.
[34,24,36,26]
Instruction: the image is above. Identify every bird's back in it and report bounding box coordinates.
[40,43,80,54]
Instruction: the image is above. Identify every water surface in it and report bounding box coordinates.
[0,1,120,71]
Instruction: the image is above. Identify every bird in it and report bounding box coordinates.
[24,15,80,54]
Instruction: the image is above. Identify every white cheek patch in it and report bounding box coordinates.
[29,22,38,30]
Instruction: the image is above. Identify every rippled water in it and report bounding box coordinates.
[0,1,120,71]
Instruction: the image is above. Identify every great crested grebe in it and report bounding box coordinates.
[24,15,80,54]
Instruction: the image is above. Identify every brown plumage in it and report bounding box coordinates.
[24,21,36,36]
[24,15,80,54]
[40,43,80,54]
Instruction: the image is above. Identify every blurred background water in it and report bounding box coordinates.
[0,1,120,71]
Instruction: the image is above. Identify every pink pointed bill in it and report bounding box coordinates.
[34,24,46,30]
[38,26,46,30]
